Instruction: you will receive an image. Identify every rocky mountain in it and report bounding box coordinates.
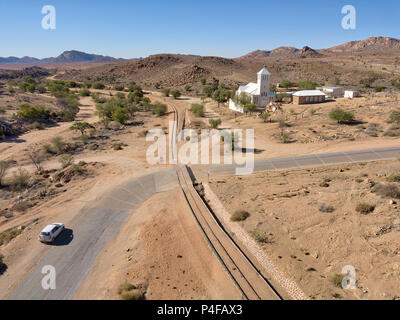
[240,46,320,59]
[0,50,128,65]
[326,36,400,52]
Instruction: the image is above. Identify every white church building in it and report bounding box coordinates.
[229,67,275,113]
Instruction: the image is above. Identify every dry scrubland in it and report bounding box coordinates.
[208,160,400,300]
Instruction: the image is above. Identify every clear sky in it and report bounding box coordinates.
[0,0,399,59]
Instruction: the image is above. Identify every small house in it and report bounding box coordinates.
[292,90,326,104]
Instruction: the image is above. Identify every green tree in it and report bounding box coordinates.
[184,85,192,92]
[112,107,130,124]
[280,80,292,89]
[298,80,318,90]
[329,108,355,124]
[203,86,213,98]
[70,122,95,136]
[153,104,167,116]
[209,118,222,129]
[93,82,106,90]
[171,90,181,99]
[191,104,204,117]
[244,103,257,115]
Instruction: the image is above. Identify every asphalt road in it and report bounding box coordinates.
[9,146,400,299]
[9,167,178,300]
[201,147,400,176]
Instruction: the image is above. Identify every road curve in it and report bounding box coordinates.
[9,168,179,300]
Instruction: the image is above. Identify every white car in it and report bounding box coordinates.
[39,223,65,243]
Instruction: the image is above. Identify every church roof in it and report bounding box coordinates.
[238,82,258,95]
[257,67,270,75]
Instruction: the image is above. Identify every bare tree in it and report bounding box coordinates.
[0,161,9,187]
[27,150,44,173]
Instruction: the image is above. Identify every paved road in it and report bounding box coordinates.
[9,168,178,300]
[198,147,400,176]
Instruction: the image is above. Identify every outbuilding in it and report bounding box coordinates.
[321,86,343,98]
[344,90,358,99]
[292,90,326,104]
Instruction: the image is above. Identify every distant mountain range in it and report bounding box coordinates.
[0,50,132,65]
[239,36,400,59]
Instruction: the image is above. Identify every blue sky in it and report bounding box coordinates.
[0,0,399,58]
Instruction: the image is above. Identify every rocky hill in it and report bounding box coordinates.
[326,36,400,52]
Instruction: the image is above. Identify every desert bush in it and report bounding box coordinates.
[92,82,105,90]
[113,143,123,151]
[389,110,400,124]
[0,228,23,246]
[329,108,355,124]
[356,203,375,215]
[383,124,400,137]
[387,174,400,183]
[259,110,270,123]
[171,90,181,99]
[47,80,69,98]
[374,86,385,92]
[118,283,145,300]
[0,161,9,187]
[209,118,221,129]
[280,80,292,88]
[113,84,124,91]
[59,154,75,169]
[330,274,344,288]
[200,78,207,85]
[153,104,167,116]
[0,253,4,269]
[250,230,273,244]
[11,168,30,191]
[372,184,400,199]
[184,85,191,92]
[244,103,257,114]
[319,205,335,213]
[79,88,91,97]
[17,103,50,120]
[280,130,290,144]
[191,104,204,117]
[161,88,170,97]
[112,107,129,125]
[43,136,67,155]
[231,210,250,222]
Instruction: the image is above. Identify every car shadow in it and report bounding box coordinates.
[50,229,74,246]
[0,263,7,276]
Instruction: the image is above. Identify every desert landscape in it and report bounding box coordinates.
[0,34,399,301]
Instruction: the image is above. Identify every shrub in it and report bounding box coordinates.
[171,90,181,99]
[319,205,335,213]
[79,88,91,97]
[191,104,204,117]
[387,174,400,183]
[280,130,290,144]
[17,103,50,120]
[372,184,400,199]
[231,210,250,221]
[113,84,124,91]
[249,230,273,244]
[200,78,207,85]
[161,88,170,97]
[356,203,375,215]
[112,107,130,125]
[209,118,221,129]
[184,85,192,92]
[259,110,270,123]
[113,143,123,151]
[330,274,344,288]
[374,86,385,92]
[280,80,292,89]
[59,155,74,169]
[153,104,167,116]
[11,168,30,191]
[49,136,66,155]
[244,103,257,114]
[389,110,400,124]
[0,161,9,187]
[92,82,105,90]
[118,283,145,300]
[0,253,4,269]
[0,228,23,246]
[329,108,355,124]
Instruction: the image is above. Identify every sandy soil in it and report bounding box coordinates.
[208,160,400,300]
[75,188,241,300]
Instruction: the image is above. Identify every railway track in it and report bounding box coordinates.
[169,103,282,300]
